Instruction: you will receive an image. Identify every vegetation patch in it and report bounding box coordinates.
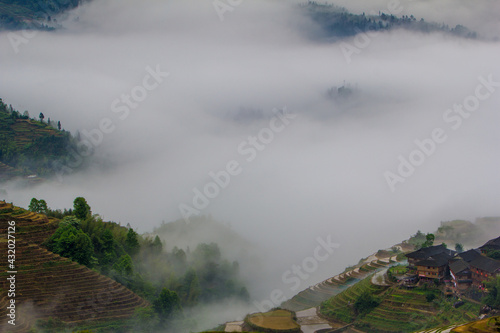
[0,98,82,180]
[451,316,500,332]
[245,309,300,333]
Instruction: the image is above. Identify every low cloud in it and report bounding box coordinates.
[1,0,499,328]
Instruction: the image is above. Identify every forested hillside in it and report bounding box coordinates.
[20,197,251,332]
[301,1,477,40]
[0,98,80,181]
[0,0,80,30]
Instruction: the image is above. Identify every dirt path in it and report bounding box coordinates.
[371,268,391,286]
[224,321,244,332]
[296,308,333,333]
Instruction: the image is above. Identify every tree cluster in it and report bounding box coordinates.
[34,196,250,331]
[301,1,477,41]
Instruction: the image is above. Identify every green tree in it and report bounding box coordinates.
[39,112,44,122]
[99,228,116,266]
[28,198,49,214]
[28,198,39,212]
[483,276,500,308]
[239,287,250,302]
[180,268,200,306]
[419,233,435,249]
[38,199,48,214]
[45,217,94,266]
[131,307,159,332]
[73,197,91,220]
[455,243,464,253]
[153,288,182,322]
[354,291,380,316]
[72,232,95,266]
[101,229,115,252]
[125,228,140,256]
[113,254,134,275]
[487,250,500,260]
[63,216,81,228]
[152,235,163,254]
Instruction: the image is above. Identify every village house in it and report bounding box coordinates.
[479,236,500,255]
[406,244,454,268]
[406,236,500,291]
[405,245,456,281]
[448,249,481,290]
[469,255,500,289]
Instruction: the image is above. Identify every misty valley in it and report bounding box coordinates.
[1,0,500,332]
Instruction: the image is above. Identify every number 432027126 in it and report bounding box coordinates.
[7,221,15,268]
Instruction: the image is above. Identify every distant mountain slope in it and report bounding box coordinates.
[0,98,81,182]
[0,201,149,332]
[0,0,81,30]
[300,1,477,41]
[151,215,255,261]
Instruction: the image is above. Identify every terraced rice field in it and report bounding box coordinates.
[0,162,20,181]
[320,275,389,324]
[318,261,481,333]
[281,255,399,312]
[0,201,149,332]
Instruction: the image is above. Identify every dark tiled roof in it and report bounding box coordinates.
[479,236,500,250]
[455,249,481,262]
[470,255,500,273]
[416,252,453,267]
[406,245,455,260]
[449,260,470,274]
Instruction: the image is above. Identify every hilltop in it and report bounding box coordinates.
[0,98,81,183]
[300,1,477,41]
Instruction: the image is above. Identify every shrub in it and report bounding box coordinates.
[426,292,436,302]
[354,292,380,316]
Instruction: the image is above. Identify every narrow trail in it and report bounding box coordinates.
[371,268,391,286]
[296,307,333,333]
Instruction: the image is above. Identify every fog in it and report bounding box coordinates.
[1,0,500,328]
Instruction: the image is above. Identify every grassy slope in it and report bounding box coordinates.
[320,275,389,324]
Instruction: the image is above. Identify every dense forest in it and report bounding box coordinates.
[29,197,250,332]
[0,0,80,30]
[301,1,477,40]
